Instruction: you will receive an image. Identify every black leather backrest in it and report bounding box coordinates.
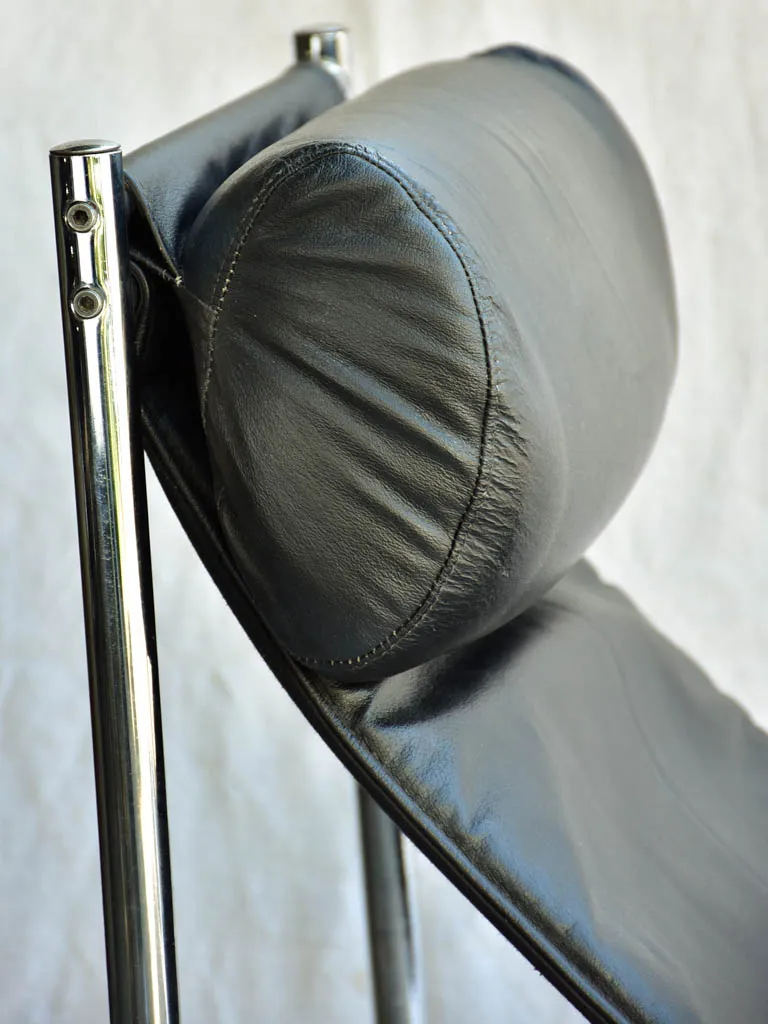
[180,46,677,681]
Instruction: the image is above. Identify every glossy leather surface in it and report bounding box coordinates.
[180,49,677,680]
[140,373,768,1023]
[126,50,768,1024]
[125,62,344,278]
[330,562,768,1023]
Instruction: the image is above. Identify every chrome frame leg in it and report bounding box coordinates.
[358,789,425,1024]
[50,142,179,1024]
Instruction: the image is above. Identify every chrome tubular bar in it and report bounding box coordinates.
[50,142,179,1024]
[358,789,425,1024]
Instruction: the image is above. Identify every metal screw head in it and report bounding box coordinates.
[66,201,100,233]
[72,286,105,319]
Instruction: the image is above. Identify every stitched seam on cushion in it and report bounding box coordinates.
[210,140,508,670]
[198,148,341,429]
[286,147,506,669]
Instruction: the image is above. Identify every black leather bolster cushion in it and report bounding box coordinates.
[179,46,677,682]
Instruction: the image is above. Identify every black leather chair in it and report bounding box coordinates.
[50,26,768,1024]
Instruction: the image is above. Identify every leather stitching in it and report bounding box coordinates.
[199,149,338,429]
[208,142,521,670]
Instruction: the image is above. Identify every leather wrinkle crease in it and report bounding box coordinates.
[201,142,523,671]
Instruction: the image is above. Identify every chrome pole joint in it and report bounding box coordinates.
[294,25,351,96]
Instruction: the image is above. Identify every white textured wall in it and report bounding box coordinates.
[1,2,765,1021]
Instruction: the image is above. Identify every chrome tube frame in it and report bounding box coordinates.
[358,789,425,1024]
[50,142,179,1024]
[294,24,352,95]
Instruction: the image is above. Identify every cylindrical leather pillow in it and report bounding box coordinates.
[180,46,677,681]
